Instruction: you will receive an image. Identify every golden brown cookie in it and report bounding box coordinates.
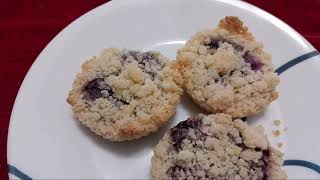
[67,48,183,141]
[177,17,279,118]
[151,114,287,180]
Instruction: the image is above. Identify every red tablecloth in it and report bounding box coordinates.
[0,0,319,179]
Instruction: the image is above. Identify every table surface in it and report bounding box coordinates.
[1,0,319,179]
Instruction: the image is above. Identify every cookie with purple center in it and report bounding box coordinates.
[67,48,183,141]
[177,16,279,118]
[151,114,287,180]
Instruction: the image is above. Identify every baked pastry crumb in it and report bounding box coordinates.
[177,16,279,118]
[151,113,287,180]
[67,48,183,141]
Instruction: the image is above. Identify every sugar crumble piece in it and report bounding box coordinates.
[273,120,281,126]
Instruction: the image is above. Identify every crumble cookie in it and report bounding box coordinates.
[67,48,183,141]
[177,16,279,118]
[151,114,287,180]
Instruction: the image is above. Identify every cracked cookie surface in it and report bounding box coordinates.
[177,16,279,118]
[151,114,287,180]
[67,48,183,141]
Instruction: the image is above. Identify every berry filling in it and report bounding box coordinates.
[243,52,263,71]
[83,78,105,101]
[170,116,202,150]
[166,165,186,179]
[261,149,271,180]
[121,51,162,78]
[241,117,247,122]
[83,78,128,105]
[204,38,243,52]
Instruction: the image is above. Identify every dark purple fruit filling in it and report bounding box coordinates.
[170,127,188,151]
[83,78,105,101]
[83,78,128,105]
[122,51,160,65]
[166,165,186,179]
[236,143,247,150]
[142,52,158,62]
[243,52,263,71]
[261,149,271,180]
[204,38,243,51]
[204,38,220,49]
[240,117,247,122]
[122,51,161,78]
[170,116,202,150]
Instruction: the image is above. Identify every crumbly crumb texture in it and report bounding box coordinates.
[151,114,287,180]
[67,48,183,141]
[177,16,279,118]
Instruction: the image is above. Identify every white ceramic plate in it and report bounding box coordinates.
[7,0,320,179]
